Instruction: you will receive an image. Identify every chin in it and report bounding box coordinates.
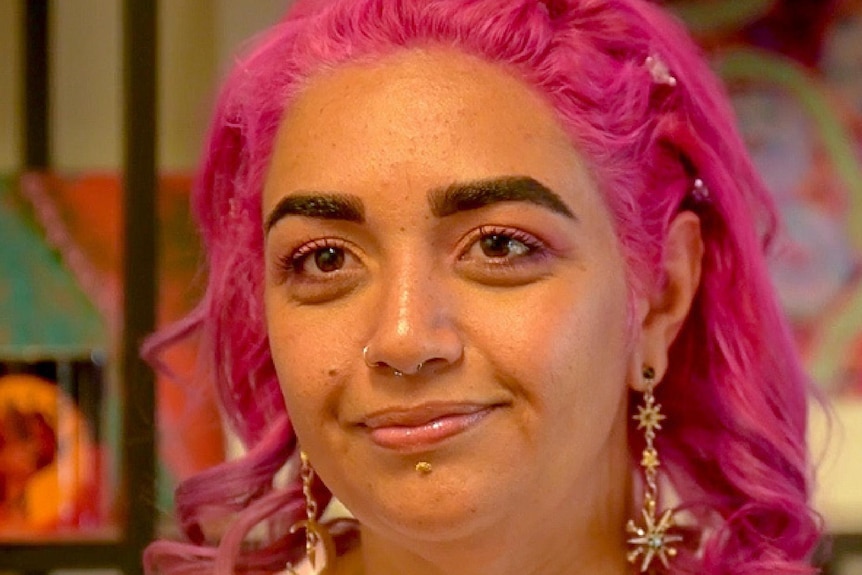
[364,503,498,545]
[342,464,518,544]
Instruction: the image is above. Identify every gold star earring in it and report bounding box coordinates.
[626,366,683,572]
[286,451,335,574]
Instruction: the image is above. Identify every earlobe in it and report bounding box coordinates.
[630,211,703,390]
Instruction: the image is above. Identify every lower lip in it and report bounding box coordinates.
[367,408,495,451]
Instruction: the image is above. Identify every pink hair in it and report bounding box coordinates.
[144,1,822,573]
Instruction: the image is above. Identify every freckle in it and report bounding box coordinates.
[399,226,406,232]
[327,369,338,377]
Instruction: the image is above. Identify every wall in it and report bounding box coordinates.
[0,0,286,172]
[0,0,21,172]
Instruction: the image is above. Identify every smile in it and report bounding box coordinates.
[358,403,500,451]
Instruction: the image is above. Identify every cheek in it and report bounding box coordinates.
[460,276,632,505]
[265,305,353,424]
[474,277,629,363]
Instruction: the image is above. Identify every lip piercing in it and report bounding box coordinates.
[415,461,432,474]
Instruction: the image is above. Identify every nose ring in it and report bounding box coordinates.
[362,346,381,369]
[363,345,403,376]
[363,346,424,377]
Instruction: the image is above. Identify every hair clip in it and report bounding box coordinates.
[645,55,677,87]
[691,178,710,202]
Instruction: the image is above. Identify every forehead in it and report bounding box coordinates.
[263,48,591,209]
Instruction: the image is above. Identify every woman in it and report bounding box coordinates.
[145,1,822,574]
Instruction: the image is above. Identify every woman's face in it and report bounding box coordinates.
[263,49,636,545]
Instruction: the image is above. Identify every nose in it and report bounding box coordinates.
[362,263,463,377]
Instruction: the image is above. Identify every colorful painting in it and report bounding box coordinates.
[0,172,224,535]
[668,0,862,398]
[14,172,226,482]
[0,371,102,536]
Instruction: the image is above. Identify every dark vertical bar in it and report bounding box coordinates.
[23,0,50,168]
[121,1,157,574]
[56,358,73,399]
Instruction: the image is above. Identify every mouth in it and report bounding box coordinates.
[357,402,502,452]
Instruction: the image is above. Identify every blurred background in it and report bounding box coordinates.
[0,0,860,574]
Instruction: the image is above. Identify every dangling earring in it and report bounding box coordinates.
[626,366,683,572]
[287,451,335,574]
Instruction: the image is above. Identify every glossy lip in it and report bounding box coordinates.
[356,402,503,452]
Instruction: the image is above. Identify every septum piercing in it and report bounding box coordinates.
[364,345,405,376]
[363,346,425,377]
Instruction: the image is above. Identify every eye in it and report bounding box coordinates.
[463,226,540,262]
[478,233,532,259]
[456,226,552,286]
[272,238,366,304]
[301,246,345,273]
[287,239,352,276]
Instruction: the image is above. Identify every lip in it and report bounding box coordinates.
[358,402,500,451]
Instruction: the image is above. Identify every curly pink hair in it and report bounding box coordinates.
[144,1,822,573]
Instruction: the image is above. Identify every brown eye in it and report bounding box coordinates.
[456,226,551,286]
[313,247,345,272]
[479,234,530,258]
[275,239,365,303]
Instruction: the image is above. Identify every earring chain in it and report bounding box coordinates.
[626,368,683,572]
[287,451,329,574]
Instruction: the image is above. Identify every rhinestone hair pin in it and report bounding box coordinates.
[645,55,677,87]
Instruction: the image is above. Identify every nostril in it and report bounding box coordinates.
[364,345,406,376]
[362,339,464,377]
[362,346,377,368]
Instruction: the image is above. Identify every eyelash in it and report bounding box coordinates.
[459,225,547,263]
[275,225,549,285]
[278,237,352,275]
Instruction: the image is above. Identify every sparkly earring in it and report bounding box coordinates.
[691,178,710,203]
[287,451,334,574]
[626,366,683,572]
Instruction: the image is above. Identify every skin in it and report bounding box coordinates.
[263,48,702,575]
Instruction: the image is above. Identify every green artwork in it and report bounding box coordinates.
[0,176,106,359]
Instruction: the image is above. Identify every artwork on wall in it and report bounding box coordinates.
[0,368,105,536]
[667,0,862,399]
[0,175,114,538]
[0,172,224,537]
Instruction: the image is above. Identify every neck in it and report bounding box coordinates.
[356,518,630,575]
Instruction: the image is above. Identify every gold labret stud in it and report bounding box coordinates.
[415,461,432,474]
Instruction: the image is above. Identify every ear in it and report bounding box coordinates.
[629,211,703,391]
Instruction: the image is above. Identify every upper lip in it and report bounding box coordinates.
[357,401,502,429]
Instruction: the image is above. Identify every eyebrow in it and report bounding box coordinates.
[264,175,575,234]
[428,176,576,219]
[264,193,365,233]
